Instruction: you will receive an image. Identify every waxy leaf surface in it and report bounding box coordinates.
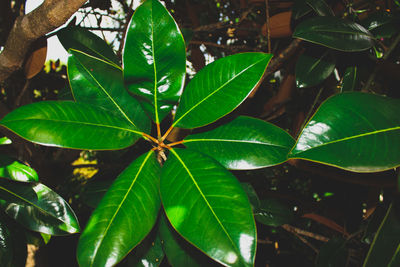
[0,101,143,150]
[0,214,12,266]
[0,178,80,235]
[341,66,358,92]
[290,92,400,172]
[0,154,38,182]
[77,151,161,267]
[295,49,336,88]
[293,17,375,52]
[254,199,294,227]
[174,53,271,129]
[160,149,256,267]
[184,116,294,170]
[306,0,334,16]
[363,203,400,267]
[123,0,186,123]
[173,53,272,128]
[159,214,220,267]
[58,26,120,66]
[123,229,164,267]
[68,50,150,133]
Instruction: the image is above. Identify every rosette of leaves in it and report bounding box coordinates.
[0,0,297,266]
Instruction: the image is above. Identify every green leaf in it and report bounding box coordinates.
[77,151,161,267]
[161,149,256,267]
[0,178,80,235]
[174,53,272,129]
[292,0,312,20]
[241,183,260,211]
[289,92,400,172]
[0,213,27,267]
[389,245,400,267]
[123,0,186,123]
[295,49,336,88]
[159,214,221,267]
[122,228,164,267]
[316,237,348,267]
[184,116,294,170]
[306,0,334,16]
[363,203,400,267]
[340,66,358,92]
[57,26,120,66]
[0,154,38,182]
[254,198,294,227]
[293,16,375,52]
[361,11,398,39]
[292,0,333,19]
[0,101,143,150]
[81,180,112,209]
[0,137,11,145]
[0,214,13,266]
[68,49,151,133]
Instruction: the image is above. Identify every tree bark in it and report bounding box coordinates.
[0,0,87,83]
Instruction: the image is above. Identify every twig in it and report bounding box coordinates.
[265,0,271,53]
[0,0,88,82]
[281,224,330,242]
[292,231,319,254]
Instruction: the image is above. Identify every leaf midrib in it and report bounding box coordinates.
[291,126,400,155]
[89,151,153,267]
[150,2,160,124]
[2,118,142,135]
[0,184,73,230]
[173,56,267,127]
[170,149,245,265]
[184,138,290,148]
[71,49,138,128]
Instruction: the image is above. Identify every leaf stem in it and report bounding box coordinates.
[156,123,162,139]
[142,133,159,144]
[167,140,185,147]
[161,125,174,142]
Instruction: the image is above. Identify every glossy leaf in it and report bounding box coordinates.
[0,214,12,266]
[0,137,11,145]
[184,116,295,170]
[361,11,398,39]
[254,199,294,227]
[241,183,260,211]
[295,49,336,88]
[174,53,272,129]
[316,237,348,267]
[81,180,112,209]
[77,151,161,267]
[289,92,400,172]
[0,178,80,235]
[68,49,151,133]
[341,66,358,92]
[123,0,186,123]
[0,154,38,182]
[159,214,220,267]
[0,101,143,150]
[363,203,400,267]
[161,149,256,267]
[293,16,375,52]
[306,0,334,16]
[292,0,312,20]
[123,228,164,267]
[0,214,27,267]
[57,26,120,66]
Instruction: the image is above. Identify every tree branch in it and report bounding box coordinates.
[0,0,87,82]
